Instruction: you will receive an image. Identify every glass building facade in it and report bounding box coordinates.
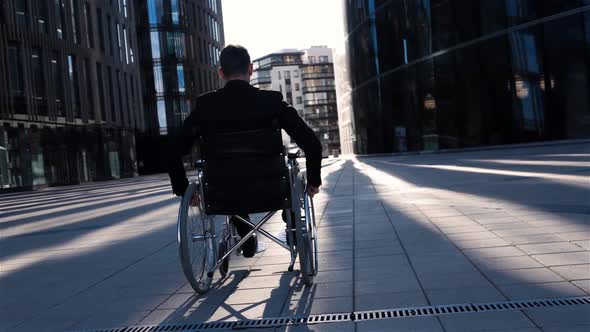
[337,0,590,155]
[135,0,224,173]
[0,0,144,189]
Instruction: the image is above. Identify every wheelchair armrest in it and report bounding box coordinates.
[287,149,301,160]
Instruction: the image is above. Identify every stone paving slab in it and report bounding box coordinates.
[1,144,590,331]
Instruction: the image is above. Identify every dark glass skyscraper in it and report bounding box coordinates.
[0,0,144,189]
[135,0,224,173]
[338,0,590,154]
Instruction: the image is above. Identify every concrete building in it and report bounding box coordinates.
[0,0,144,189]
[251,46,340,156]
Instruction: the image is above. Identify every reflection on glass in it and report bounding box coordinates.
[147,0,164,24]
[177,65,185,92]
[153,65,164,94]
[171,0,180,24]
[150,31,161,58]
[157,100,168,131]
[123,27,129,64]
[15,0,27,25]
[54,0,65,39]
[509,30,544,133]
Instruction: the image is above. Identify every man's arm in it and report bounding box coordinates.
[167,106,200,196]
[278,100,323,189]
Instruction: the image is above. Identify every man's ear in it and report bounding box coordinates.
[248,63,253,76]
[218,67,226,80]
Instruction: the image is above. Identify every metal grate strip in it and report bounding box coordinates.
[71,296,590,332]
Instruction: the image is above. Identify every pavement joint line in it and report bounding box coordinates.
[416,203,548,330]
[380,199,447,331]
[8,239,177,330]
[67,295,590,332]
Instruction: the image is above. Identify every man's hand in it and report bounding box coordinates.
[306,184,320,198]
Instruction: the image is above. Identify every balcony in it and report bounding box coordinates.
[304,98,337,107]
[250,76,272,85]
[304,112,338,121]
[301,72,334,80]
[302,85,335,93]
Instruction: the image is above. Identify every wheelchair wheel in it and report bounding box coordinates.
[294,179,316,286]
[306,192,319,275]
[178,181,216,294]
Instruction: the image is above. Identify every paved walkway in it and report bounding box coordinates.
[0,143,589,331]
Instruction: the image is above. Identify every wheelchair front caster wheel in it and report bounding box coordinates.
[218,241,229,277]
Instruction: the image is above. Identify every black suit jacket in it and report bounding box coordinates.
[167,80,322,197]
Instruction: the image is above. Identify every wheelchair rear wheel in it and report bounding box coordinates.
[295,181,317,286]
[305,192,319,275]
[178,181,216,294]
[298,192,318,286]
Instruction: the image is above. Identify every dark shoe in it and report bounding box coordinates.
[286,229,297,247]
[241,233,257,258]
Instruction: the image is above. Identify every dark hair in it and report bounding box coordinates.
[220,45,251,77]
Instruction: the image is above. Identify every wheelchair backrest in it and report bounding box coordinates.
[199,119,291,215]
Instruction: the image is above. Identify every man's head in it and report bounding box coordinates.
[219,45,253,81]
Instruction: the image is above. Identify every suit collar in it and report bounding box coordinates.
[224,79,252,88]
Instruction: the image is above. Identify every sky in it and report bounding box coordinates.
[221,0,345,60]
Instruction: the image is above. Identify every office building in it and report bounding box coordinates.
[0,0,144,189]
[251,46,340,156]
[338,0,590,154]
[134,0,225,173]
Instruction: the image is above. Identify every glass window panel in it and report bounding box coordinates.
[148,0,164,24]
[55,0,66,39]
[70,0,80,44]
[150,31,161,58]
[107,67,116,122]
[107,15,114,56]
[117,71,125,124]
[171,0,180,24]
[31,49,45,99]
[68,55,80,117]
[177,65,185,92]
[153,65,164,94]
[97,8,105,51]
[157,100,167,130]
[123,26,129,64]
[7,47,23,96]
[96,63,106,121]
[15,0,27,25]
[51,53,64,117]
[84,2,93,48]
[509,28,545,133]
[84,59,94,120]
[37,1,49,32]
[117,24,122,61]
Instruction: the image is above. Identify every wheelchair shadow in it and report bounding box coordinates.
[161,269,250,323]
[275,276,319,332]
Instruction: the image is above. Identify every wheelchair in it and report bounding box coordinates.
[176,142,319,294]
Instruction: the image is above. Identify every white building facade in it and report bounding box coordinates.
[251,47,340,156]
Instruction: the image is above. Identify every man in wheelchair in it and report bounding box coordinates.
[167,45,322,261]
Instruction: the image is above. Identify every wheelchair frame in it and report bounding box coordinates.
[177,152,318,294]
